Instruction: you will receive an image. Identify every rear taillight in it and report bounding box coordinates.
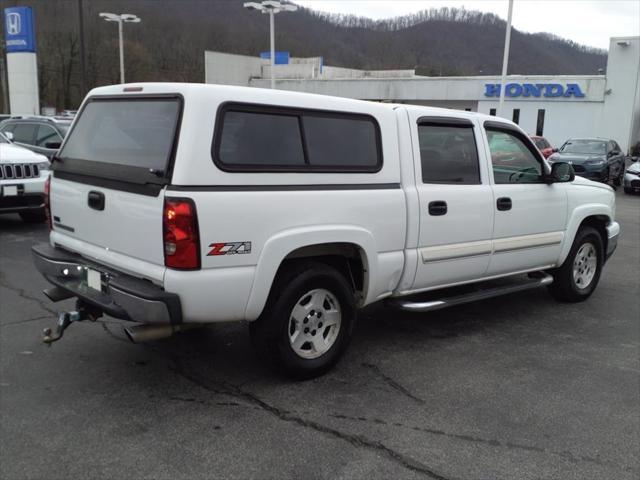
[44,175,51,230]
[163,198,200,270]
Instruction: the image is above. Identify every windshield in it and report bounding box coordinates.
[58,124,70,136]
[59,98,181,172]
[560,140,606,155]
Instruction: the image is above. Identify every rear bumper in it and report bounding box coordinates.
[32,243,182,325]
[0,192,44,214]
[606,221,620,261]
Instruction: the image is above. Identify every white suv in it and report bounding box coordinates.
[32,83,619,378]
[0,132,50,223]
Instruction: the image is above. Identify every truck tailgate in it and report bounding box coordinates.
[51,177,166,267]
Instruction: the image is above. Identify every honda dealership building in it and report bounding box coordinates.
[205,36,640,153]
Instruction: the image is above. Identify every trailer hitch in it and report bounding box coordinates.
[42,303,102,345]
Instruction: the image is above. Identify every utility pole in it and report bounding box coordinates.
[269,9,275,89]
[0,55,9,113]
[78,0,87,97]
[498,0,514,118]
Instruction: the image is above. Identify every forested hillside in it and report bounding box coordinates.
[0,0,607,111]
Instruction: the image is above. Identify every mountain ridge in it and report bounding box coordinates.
[0,0,608,110]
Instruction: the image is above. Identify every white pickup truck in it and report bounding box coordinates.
[33,83,619,378]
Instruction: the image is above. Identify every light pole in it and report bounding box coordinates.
[243,1,297,89]
[497,0,514,118]
[99,12,141,84]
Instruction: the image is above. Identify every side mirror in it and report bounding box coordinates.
[552,147,558,153]
[4,131,14,141]
[548,162,575,183]
[45,141,61,149]
[608,150,620,157]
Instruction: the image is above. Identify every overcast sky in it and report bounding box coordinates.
[292,0,640,49]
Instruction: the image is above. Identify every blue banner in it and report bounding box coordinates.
[260,51,290,65]
[4,7,36,53]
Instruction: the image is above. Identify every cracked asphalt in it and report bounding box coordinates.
[1,188,638,480]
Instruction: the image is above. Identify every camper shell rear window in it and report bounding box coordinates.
[212,103,383,173]
[55,95,183,193]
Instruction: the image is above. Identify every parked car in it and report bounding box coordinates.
[32,83,619,379]
[548,138,626,185]
[530,135,555,158]
[0,131,50,223]
[0,116,72,159]
[623,161,640,194]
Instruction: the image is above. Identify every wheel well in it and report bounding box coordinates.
[279,243,367,302]
[578,215,609,254]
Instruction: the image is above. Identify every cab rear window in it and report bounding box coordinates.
[60,97,181,171]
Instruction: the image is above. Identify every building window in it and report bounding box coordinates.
[489,108,497,116]
[536,109,545,136]
[512,109,520,124]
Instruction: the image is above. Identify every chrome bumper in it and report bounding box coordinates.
[32,244,182,325]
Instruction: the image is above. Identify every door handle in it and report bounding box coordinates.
[496,197,512,211]
[87,191,105,211]
[428,200,448,216]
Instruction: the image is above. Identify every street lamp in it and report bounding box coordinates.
[99,12,141,84]
[243,1,297,89]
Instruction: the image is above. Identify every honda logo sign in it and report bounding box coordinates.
[4,7,36,53]
[6,12,20,35]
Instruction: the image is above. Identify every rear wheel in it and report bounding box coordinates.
[250,261,356,379]
[19,208,46,223]
[624,187,633,194]
[548,226,603,302]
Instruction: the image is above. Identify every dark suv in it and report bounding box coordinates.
[0,116,71,159]
[548,138,626,185]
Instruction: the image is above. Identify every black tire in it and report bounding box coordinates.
[613,168,623,186]
[250,261,356,380]
[19,208,46,223]
[624,187,632,194]
[547,226,603,302]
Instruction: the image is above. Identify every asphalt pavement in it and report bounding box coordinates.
[1,188,638,480]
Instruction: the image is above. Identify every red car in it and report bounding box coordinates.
[530,135,555,158]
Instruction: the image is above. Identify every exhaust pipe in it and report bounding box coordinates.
[124,324,199,344]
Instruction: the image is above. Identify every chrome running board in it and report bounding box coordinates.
[389,272,553,313]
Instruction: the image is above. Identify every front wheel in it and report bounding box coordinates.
[613,167,623,186]
[548,226,603,302]
[250,261,356,379]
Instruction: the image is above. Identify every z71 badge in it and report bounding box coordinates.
[207,241,252,256]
